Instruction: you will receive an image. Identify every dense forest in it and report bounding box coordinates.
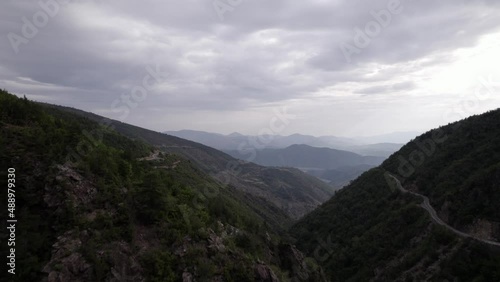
[2,88,500,281]
[291,109,500,281]
[0,90,326,281]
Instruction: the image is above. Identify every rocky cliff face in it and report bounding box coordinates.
[41,164,145,282]
[34,159,328,282]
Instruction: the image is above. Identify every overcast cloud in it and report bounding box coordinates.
[1,0,500,136]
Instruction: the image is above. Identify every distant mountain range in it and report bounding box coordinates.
[305,164,376,187]
[224,144,385,188]
[224,144,384,169]
[165,130,408,188]
[164,129,413,157]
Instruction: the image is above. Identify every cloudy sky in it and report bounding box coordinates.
[1,0,500,137]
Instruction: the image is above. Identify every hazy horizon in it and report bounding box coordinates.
[164,128,421,140]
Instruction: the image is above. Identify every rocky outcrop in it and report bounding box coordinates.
[278,244,328,282]
[42,230,145,282]
[44,164,97,208]
[254,263,279,282]
[466,219,500,241]
[106,241,144,282]
[42,231,92,282]
[208,230,226,253]
[182,271,194,282]
[41,164,145,282]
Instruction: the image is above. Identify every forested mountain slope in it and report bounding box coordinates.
[0,90,326,281]
[291,109,500,281]
[46,104,334,220]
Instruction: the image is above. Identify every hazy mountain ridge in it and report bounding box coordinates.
[165,130,407,157]
[168,130,398,189]
[225,144,384,169]
[224,144,384,189]
[309,164,377,187]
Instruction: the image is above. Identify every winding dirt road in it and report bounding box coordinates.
[388,174,500,247]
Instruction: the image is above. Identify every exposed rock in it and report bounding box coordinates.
[254,263,280,282]
[45,164,97,208]
[466,218,498,241]
[265,232,272,243]
[182,271,194,282]
[438,200,451,223]
[134,225,161,256]
[278,244,328,282]
[174,236,192,257]
[107,241,144,282]
[43,230,145,282]
[208,229,226,253]
[42,231,92,282]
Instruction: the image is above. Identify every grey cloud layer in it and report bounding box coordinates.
[1,0,499,134]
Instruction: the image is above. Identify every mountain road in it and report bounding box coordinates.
[387,173,500,247]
